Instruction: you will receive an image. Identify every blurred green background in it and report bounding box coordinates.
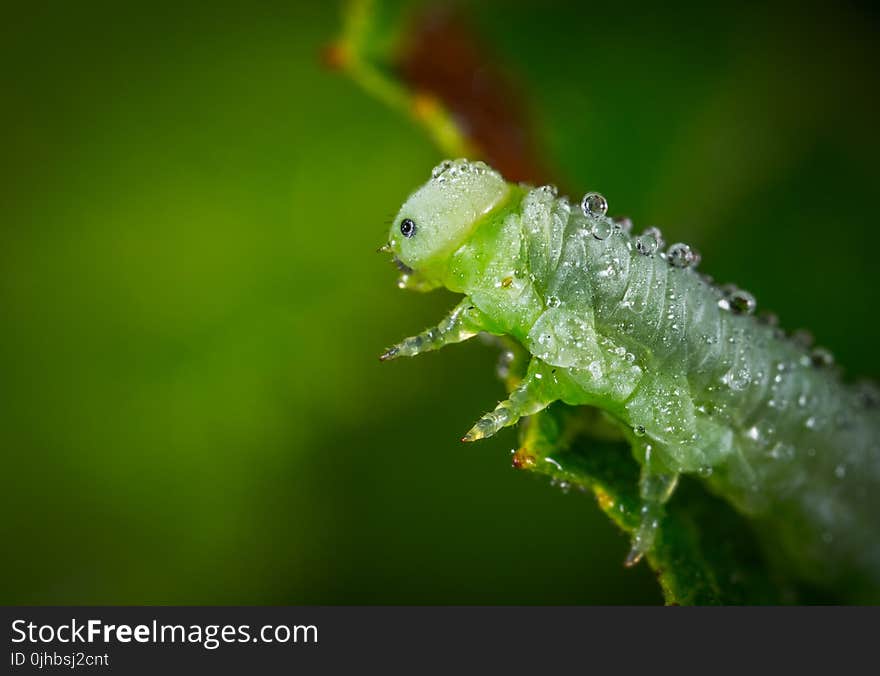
[2,1,878,604]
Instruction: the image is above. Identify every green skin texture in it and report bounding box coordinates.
[383,159,880,595]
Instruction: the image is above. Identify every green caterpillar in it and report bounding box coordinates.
[379,159,880,597]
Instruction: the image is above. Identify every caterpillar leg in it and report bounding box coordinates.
[462,359,558,442]
[380,297,488,361]
[625,441,679,567]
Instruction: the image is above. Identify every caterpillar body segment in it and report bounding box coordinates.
[380,159,880,594]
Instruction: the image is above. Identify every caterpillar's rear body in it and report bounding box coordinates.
[380,159,880,597]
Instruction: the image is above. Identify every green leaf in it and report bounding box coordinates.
[515,403,806,604]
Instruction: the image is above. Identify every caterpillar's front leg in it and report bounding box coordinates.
[625,440,679,567]
[380,297,488,361]
[463,358,558,442]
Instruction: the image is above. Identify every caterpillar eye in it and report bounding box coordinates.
[400,218,417,238]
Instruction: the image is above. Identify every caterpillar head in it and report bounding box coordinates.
[386,159,509,290]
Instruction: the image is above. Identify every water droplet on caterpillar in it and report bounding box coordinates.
[763,320,785,339]
[810,347,834,368]
[614,216,633,233]
[855,380,880,408]
[697,466,714,478]
[667,242,698,268]
[790,329,814,349]
[633,425,646,437]
[757,311,779,327]
[581,191,608,218]
[729,289,756,315]
[538,184,558,197]
[591,219,613,240]
[431,159,454,179]
[635,227,664,255]
[546,295,561,308]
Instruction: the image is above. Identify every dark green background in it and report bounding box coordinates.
[2,1,877,604]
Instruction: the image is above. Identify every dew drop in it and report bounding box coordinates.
[697,466,714,478]
[635,227,664,255]
[539,184,558,197]
[790,329,814,349]
[431,159,454,179]
[667,242,697,268]
[633,425,646,437]
[546,295,561,308]
[581,191,608,218]
[810,347,834,368]
[855,380,880,408]
[614,216,633,233]
[757,311,779,327]
[591,219,613,240]
[729,289,756,315]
